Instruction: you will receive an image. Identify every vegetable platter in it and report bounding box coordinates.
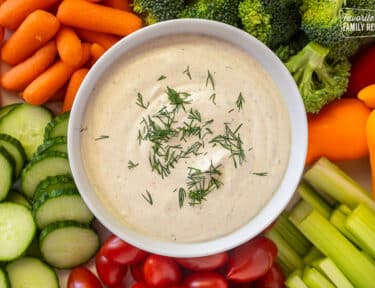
[1,0,375,288]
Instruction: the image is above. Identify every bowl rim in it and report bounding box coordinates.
[68,18,308,257]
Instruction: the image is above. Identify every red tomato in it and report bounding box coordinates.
[175,252,228,271]
[101,235,148,265]
[255,264,285,288]
[143,254,182,288]
[68,267,103,288]
[184,272,228,288]
[95,249,127,286]
[131,261,145,282]
[226,236,278,283]
[131,283,149,288]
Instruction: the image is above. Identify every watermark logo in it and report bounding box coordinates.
[340,8,375,38]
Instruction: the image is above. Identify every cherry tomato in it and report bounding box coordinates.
[68,267,103,288]
[255,264,285,288]
[131,283,149,288]
[175,252,228,271]
[144,254,182,288]
[101,235,148,265]
[226,236,278,283]
[95,249,127,286]
[131,261,145,282]
[184,272,228,288]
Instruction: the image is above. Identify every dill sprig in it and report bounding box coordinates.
[166,87,191,111]
[178,188,186,208]
[95,135,109,141]
[142,190,153,205]
[253,172,268,176]
[188,108,202,122]
[128,160,139,169]
[183,65,192,80]
[206,70,215,90]
[158,75,167,81]
[210,123,245,168]
[236,92,245,111]
[209,93,216,105]
[136,92,150,109]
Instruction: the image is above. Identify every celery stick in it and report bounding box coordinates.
[274,212,311,256]
[338,204,352,216]
[265,229,304,273]
[330,209,358,243]
[303,247,323,264]
[286,270,309,288]
[345,204,375,258]
[276,257,293,276]
[302,267,336,288]
[289,200,313,227]
[303,158,375,212]
[297,182,331,218]
[312,258,354,288]
[291,209,375,287]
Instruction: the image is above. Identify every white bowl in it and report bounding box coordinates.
[68,19,307,257]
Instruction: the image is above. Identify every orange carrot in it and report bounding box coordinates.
[63,68,89,112]
[57,0,142,36]
[78,42,92,68]
[0,0,59,30]
[306,98,371,165]
[91,43,105,62]
[76,28,119,50]
[56,27,82,67]
[1,41,57,91]
[1,10,60,65]
[103,0,130,11]
[358,84,375,109]
[366,110,375,198]
[0,26,3,43]
[23,60,75,105]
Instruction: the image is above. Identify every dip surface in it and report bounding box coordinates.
[81,35,291,242]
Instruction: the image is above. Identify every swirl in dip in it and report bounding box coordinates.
[81,34,291,243]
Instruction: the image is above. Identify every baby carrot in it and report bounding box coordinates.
[57,0,142,36]
[76,29,120,50]
[0,0,59,30]
[63,68,89,112]
[0,26,3,43]
[77,42,92,68]
[23,60,75,105]
[56,27,83,67]
[103,0,130,11]
[358,84,375,108]
[91,43,105,63]
[366,110,375,199]
[1,41,57,91]
[1,10,60,65]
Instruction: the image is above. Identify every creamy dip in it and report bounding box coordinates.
[81,35,291,243]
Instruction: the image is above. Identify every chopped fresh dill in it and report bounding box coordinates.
[183,65,192,80]
[158,75,167,81]
[228,108,234,113]
[142,190,153,205]
[236,92,245,111]
[253,172,268,176]
[209,123,245,168]
[206,70,215,90]
[128,160,139,169]
[166,87,191,111]
[188,108,202,122]
[178,187,186,208]
[136,92,150,109]
[95,135,109,141]
[80,127,87,133]
[209,93,216,105]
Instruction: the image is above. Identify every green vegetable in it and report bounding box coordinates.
[133,0,185,25]
[238,0,301,48]
[285,270,309,288]
[329,208,357,243]
[303,247,323,264]
[347,0,375,8]
[274,32,309,62]
[302,266,336,288]
[312,258,354,288]
[285,42,350,113]
[179,0,240,27]
[297,182,331,219]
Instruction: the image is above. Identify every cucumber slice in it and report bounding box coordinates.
[40,221,99,269]
[0,203,36,261]
[0,147,15,201]
[36,136,67,156]
[0,104,21,119]
[0,104,52,159]
[21,151,71,199]
[0,267,9,288]
[44,112,69,141]
[6,190,31,209]
[6,257,58,288]
[25,237,42,259]
[34,174,74,202]
[0,134,26,177]
[33,188,94,229]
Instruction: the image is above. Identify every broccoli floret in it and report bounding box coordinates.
[179,0,241,27]
[133,0,185,25]
[347,0,375,9]
[274,32,309,62]
[238,0,301,48]
[285,42,351,113]
[327,38,362,60]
